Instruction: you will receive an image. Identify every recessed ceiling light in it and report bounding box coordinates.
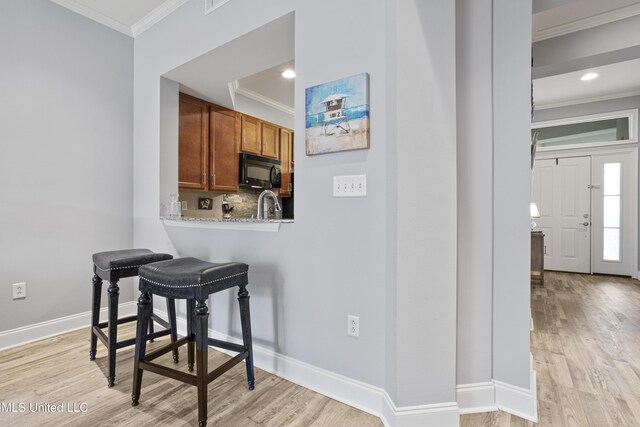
[580,72,599,81]
[281,69,296,79]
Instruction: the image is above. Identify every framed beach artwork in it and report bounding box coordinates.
[305,72,370,155]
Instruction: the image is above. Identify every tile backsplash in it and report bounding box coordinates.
[179,187,266,219]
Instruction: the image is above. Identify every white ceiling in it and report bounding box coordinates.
[236,61,295,111]
[164,13,294,112]
[533,0,640,108]
[534,58,640,109]
[50,0,188,37]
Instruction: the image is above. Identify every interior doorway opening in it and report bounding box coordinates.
[532,148,638,278]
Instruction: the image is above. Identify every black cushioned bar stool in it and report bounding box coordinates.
[131,257,254,427]
[91,249,178,387]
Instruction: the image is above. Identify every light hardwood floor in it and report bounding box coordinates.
[0,324,382,427]
[1,272,639,426]
[462,271,640,427]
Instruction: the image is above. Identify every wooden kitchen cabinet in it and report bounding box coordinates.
[178,94,209,190]
[240,115,261,155]
[261,122,280,159]
[209,108,240,192]
[240,114,281,160]
[279,128,292,197]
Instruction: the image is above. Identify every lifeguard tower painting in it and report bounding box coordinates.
[305,73,370,155]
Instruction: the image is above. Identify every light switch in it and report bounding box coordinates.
[333,175,366,197]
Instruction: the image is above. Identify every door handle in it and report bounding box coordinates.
[579,222,590,226]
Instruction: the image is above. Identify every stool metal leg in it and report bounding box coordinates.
[89,274,102,361]
[166,298,179,363]
[186,299,195,372]
[195,299,209,427]
[238,284,255,390]
[106,280,120,387]
[148,297,155,343]
[132,291,152,407]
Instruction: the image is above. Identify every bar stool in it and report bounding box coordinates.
[131,257,254,427]
[91,249,178,387]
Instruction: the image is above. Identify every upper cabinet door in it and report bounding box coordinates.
[210,109,239,192]
[261,122,280,160]
[241,115,261,155]
[179,94,209,190]
[279,128,292,197]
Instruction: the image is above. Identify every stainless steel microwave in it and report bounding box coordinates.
[239,153,281,189]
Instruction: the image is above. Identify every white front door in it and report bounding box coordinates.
[591,152,635,276]
[532,156,591,273]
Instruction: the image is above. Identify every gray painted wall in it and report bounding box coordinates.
[492,0,533,389]
[456,0,494,386]
[135,0,389,389]
[390,0,458,405]
[533,15,640,79]
[0,0,134,331]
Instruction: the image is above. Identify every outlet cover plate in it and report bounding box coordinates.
[347,315,360,338]
[12,282,26,300]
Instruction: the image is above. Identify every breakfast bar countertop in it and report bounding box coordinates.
[161,216,293,232]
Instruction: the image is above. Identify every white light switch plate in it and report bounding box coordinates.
[333,175,366,197]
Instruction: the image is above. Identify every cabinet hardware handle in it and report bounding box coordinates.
[289,183,292,191]
[579,222,590,226]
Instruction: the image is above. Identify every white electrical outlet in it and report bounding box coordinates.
[12,282,26,300]
[333,175,367,197]
[181,201,188,211]
[347,315,360,338]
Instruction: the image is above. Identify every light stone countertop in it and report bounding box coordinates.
[160,216,293,232]
[160,216,293,223]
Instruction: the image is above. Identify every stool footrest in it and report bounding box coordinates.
[207,351,248,384]
[145,336,189,361]
[94,327,108,347]
[150,314,170,330]
[93,326,173,350]
[97,315,138,329]
[139,361,198,386]
[208,338,245,354]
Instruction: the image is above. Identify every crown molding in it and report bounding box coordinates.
[131,0,189,37]
[232,81,295,116]
[51,0,188,38]
[204,0,233,15]
[535,89,640,110]
[51,0,132,36]
[533,3,640,42]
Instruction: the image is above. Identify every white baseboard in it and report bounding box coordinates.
[457,369,537,422]
[382,393,460,427]
[3,302,534,427]
[495,368,538,422]
[156,308,462,427]
[457,382,497,414]
[0,302,137,351]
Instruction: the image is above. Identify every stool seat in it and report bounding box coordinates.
[90,248,177,388]
[93,249,173,276]
[139,258,248,299]
[132,257,253,426]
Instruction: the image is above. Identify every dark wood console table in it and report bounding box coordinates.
[531,231,544,286]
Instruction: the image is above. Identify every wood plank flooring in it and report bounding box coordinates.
[1,271,639,426]
[462,271,640,427]
[0,324,382,426]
